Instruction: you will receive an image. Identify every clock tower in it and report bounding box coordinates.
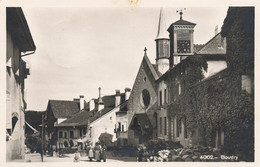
[155,8,170,75]
[167,9,196,67]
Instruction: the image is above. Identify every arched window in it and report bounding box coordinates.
[12,116,18,133]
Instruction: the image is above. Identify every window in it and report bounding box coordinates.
[168,117,171,139]
[122,125,124,132]
[160,117,162,135]
[184,120,188,139]
[164,117,167,135]
[59,131,63,138]
[159,90,162,106]
[241,75,252,94]
[110,117,112,120]
[64,132,67,139]
[178,82,182,95]
[70,131,74,138]
[164,89,167,104]
[177,118,180,137]
[118,122,121,132]
[83,128,86,135]
[141,89,151,108]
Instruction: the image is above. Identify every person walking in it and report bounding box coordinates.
[102,145,107,162]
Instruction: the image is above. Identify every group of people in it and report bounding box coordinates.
[88,142,107,162]
[77,142,107,162]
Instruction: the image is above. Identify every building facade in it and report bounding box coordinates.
[6,7,36,161]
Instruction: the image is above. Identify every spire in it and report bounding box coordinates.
[156,8,169,40]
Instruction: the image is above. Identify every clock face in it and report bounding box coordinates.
[177,40,191,53]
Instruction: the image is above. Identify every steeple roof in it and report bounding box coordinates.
[155,8,169,40]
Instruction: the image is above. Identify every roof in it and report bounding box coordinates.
[143,55,160,80]
[48,100,80,119]
[155,8,169,40]
[129,113,153,131]
[152,64,163,77]
[172,19,196,26]
[195,33,226,54]
[7,8,36,52]
[193,44,204,53]
[56,95,128,127]
[167,19,196,32]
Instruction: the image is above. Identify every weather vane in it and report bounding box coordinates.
[177,8,186,20]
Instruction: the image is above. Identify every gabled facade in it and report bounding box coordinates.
[53,88,130,148]
[126,54,160,146]
[6,7,36,161]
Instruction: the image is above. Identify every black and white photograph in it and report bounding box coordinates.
[2,0,256,165]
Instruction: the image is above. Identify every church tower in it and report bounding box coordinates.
[155,8,170,75]
[167,9,196,67]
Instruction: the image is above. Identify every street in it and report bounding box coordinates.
[10,153,124,162]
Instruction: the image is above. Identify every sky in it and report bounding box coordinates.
[21,6,229,111]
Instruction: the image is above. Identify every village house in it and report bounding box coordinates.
[6,7,36,161]
[45,96,86,150]
[48,88,130,148]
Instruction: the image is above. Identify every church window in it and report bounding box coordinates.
[141,89,150,108]
[64,132,67,139]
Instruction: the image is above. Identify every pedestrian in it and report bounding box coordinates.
[137,147,144,162]
[88,147,94,161]
[102,145,107,162]
[74,151,80,162]
[94,143,101,162]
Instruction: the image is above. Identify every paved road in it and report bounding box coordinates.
[10,153,123,162]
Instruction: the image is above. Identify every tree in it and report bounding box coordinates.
[98,132,113,147]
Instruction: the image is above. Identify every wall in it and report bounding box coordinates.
[6,31,26,161]
[203,61,227,78]
[90,107,118,144]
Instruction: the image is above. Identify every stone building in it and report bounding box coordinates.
[6,7,36,161]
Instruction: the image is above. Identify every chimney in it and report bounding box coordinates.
[215,25,218,36]
[115,90,121,107]
[89,99,95,111]
[80,95,84,110]
[98,87,104,111]
[125,88,131,100]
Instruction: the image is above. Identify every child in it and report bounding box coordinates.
[74,151,81,162]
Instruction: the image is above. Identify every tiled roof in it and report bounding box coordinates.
[48,100,80,118]
[56,95,128,127]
